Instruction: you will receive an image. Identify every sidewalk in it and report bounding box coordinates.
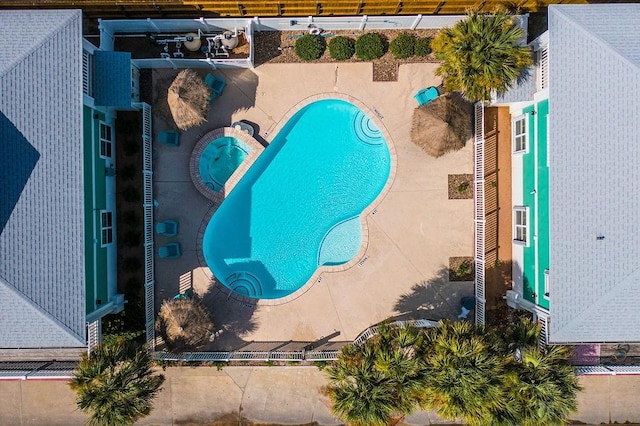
[1,366,640,425]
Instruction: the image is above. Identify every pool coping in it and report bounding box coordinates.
[189,127,265,203]
[195,92,398,306]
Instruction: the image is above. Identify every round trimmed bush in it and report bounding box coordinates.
[295,34,325,61]
[328,36,355,60]
[415,36,433,57]
[355,33,385,61]
[390,32,415,59]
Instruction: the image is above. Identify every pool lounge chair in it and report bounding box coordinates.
[155,220,179,237]
[158,130,181,147]
[204,73,227,96]
[414,86,439,106]
[159,242,181,259]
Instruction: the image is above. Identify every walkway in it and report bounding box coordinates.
[1,367,639,425]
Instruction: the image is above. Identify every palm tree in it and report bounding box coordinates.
[419,320,509,425]
[431,10,533,101]
[496,321,581,425]
[503,345,581,425]
[70,335,165,426]
[325,324,426,425]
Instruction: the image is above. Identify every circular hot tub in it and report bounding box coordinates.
[198,136,250,191]
[190,127,261,201]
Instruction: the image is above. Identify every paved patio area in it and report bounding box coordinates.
[152,62,474,350]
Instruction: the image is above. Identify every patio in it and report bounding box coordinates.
[151,62,474,351]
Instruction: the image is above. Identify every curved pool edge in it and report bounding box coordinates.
[189,127,265,202]
[195,92,398,306]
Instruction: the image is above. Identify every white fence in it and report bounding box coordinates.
[154,319,438,362]
[252,14,465,31]
[473,102,486,326]
[136,102,156,351]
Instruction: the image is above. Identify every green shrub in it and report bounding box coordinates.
[415,36,432,57]
[355,33,385,60]
[328,36,355,60]
[295,34,325,61]
[390,32,415,59]
[456,181,469,194]
[456,260,472,277]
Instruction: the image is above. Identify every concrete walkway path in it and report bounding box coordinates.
[1,367,640,425]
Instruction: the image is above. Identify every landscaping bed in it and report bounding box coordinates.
[449,256,474,281]
[253,29,440,81]
[448,173,473,199]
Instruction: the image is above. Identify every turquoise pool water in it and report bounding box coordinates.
[198,136,250,191]
[202,99,391,299]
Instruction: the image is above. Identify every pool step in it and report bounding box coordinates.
[225,271,263,298]
[353,111,383,145]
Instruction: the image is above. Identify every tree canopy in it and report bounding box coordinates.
[431,10,533,101]
[70,335,165,426]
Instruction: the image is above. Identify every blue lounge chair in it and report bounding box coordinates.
[155,220,178,237]
[204,73,227,96]
[414,86,439,106]
[158,242,181,259]
[158,130,181,147]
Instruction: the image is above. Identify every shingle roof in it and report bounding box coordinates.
[93,50,132,108]
[0,10,86,348]
[548,4,640,343]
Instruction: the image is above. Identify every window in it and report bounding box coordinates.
[99,122,113,158]
[101,211,113,246]
[513,116,527,153]
[513,207,528,244]
[544,269,550,298]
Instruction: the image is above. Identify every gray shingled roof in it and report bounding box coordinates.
[548,4,640,343]
[0,10,86,348]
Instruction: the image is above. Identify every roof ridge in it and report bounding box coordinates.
[0,276,85,344]
[550,5,640,72]
[0,10,81,78]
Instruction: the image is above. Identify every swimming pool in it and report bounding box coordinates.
[198,136,251,191]
[202,99,391,299]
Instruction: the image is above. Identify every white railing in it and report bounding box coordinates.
[473,102,486,326]
[576,365,640,375]
[352,319,438,346]
[154,319,438,362]
[136,102,155,351]
[87,319,100,354]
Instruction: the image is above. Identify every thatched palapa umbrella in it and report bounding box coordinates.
[411,94,472,158]
[167,69,211,131]
[156,297,214,351]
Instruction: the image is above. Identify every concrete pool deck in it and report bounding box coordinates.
[152,62,474,350]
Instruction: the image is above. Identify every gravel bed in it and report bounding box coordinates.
[253,29,441,81]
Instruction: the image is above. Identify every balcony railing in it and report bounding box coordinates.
[473,102,486,326]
